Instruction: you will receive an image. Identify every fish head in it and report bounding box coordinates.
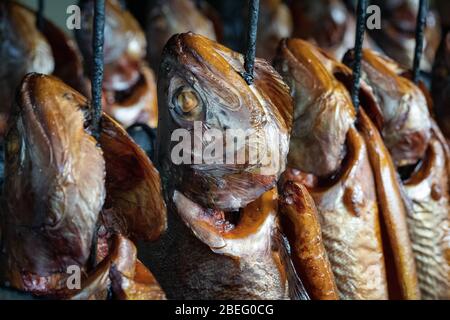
[146,0,217,70]
[273,38,356,177]
[0,2,54,137]
[158,33,292,210]
[77,0,146,90]
[2,73,106,276]
[290,0,349,48]
[343,48,431,167]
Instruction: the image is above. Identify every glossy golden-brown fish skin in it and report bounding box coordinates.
[369,0,441,73]
[143,33,306,299]
[311,128,389,299]
[145,0,217,71]
[357,109,420,300]
[0,2,54,137]
[142,188,307,300]
[158,33,292,211]
[402,130,450,300]
[279,181,339,300]
[70,235,166,300]
[273,38,356,178]
[0,73,106,294]
[344,49,432,167]
[99,114,167,242]
[0,74,167,299]
[344,47,449,299]
[275,40,390,299]
[76,0,158,128]
[256,0,292,60]
[432,32,450,139]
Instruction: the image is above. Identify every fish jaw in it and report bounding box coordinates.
[279,181,339,300]
[158,33,291,211]
[273,38,355,177]
[1,73,105,279]
[152,188,296,300]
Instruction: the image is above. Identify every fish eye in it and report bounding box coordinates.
[172,87,203,121]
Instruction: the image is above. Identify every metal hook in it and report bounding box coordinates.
[91,0,105,140]
[351,0,368,113]
[36,0,44,30]
[88,0,105,268]
[413,0,428,84]
[243,0,260,85]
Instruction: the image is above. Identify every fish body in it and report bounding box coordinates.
[0,74,166,299]
[403,131,450,300]
[274,39,393,299]
[0,73,106,293]
[311,128,388,300]
[144,33,304,299]
[345,48,449,299]
[279,181,339,300]
[357,109,420,300]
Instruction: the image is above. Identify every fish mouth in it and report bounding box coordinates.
[172,188,277,256]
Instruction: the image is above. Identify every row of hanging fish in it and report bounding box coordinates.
[0,0,449,300]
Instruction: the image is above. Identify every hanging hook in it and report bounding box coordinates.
[91,0,105,140]
[36,0,44,31]
[351,0,368,113]
[412,0,428,84]
[243,0,260,85]
[88,0,106,269]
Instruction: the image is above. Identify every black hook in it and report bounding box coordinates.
[91,0,105,140]
[413,0,428,84]
[243,0,260,85]
[36,0,44,30]
[88,0,106,269]
[351,0,368,113]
